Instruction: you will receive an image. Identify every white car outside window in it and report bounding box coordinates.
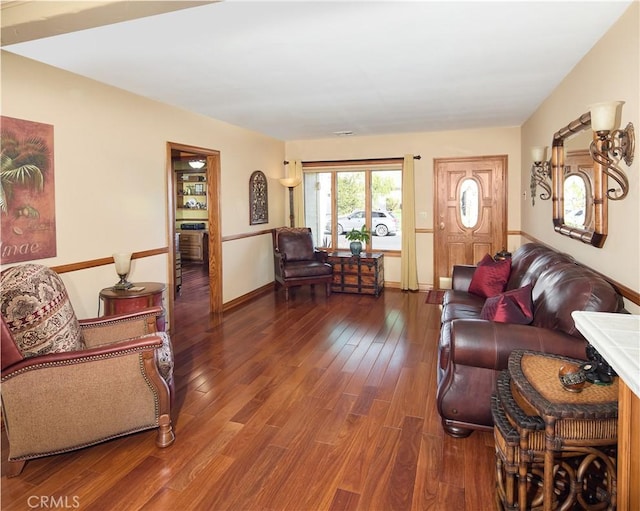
[331,210,398,236]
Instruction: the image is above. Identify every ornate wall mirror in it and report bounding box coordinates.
[551,112,608,247]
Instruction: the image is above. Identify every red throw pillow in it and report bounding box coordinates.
[468,253,511,298]
[480,284,533,324]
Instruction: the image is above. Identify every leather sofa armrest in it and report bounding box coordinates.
[314,250,329,263]
[450,319,587,371]
[451,265,476,292]
[273,251,286,278]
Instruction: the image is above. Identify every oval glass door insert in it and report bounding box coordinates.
[459,178,479,228]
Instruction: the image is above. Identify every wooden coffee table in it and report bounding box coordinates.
[326,252,384,297]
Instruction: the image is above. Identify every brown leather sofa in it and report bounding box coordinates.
[436,243,626,438]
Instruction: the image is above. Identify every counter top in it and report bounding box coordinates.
[572,311,640,398]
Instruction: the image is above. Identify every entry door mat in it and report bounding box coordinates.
[425,289,445,304]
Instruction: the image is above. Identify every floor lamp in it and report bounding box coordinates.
[279,176,302,227]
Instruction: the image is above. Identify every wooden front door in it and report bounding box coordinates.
[434,155,507,287]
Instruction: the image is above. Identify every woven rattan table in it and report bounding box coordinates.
[507,350,618,511]
[493,370,546,510]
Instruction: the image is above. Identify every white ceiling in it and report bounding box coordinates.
[2,1,634,141]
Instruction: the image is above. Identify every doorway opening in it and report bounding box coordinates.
[167,142,222,331]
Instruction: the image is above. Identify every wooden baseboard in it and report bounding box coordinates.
[222,282,275,312]
[222,280,429,312]
[383,281,431,292]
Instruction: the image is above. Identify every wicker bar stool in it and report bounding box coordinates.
[508,350,618,511]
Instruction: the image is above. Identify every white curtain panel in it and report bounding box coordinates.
[401,154,419,290]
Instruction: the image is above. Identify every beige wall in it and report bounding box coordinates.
[287,2,639,310]
[2,1,637,316]
[1,51,286,317]
[521,2,639,313]
[286,127,522,289]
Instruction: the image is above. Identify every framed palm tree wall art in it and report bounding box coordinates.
[1,116,57,264]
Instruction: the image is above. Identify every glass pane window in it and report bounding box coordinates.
[459,178,479,229]
[564,174,587,228]
[303,166,402,253]
[336,172,366,250]
[303,172,332,248]
[371,170,401,251]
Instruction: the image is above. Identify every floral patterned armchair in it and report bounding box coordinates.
[0,264,175,477]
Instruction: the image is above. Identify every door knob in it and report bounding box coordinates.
[439,222,445,230]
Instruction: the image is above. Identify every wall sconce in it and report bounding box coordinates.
[188,159,205,169]
[112,252,133,290]
[530,146,551,206]
[588,101,635,200]
[279,163,302,227]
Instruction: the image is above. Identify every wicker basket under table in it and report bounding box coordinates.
[508,350,618,511]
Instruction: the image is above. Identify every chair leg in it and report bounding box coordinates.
[156,414,175,448]
[310,284,316,295]
[325,282,331,297]
[284,287,290,301]
[6,459,27,478]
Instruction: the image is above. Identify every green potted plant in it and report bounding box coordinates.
[345,225,370,256]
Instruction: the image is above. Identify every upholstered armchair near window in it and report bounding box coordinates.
[0,264,175,477]
[272,227,333,300]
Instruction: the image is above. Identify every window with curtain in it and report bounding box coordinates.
[303,165,402,252]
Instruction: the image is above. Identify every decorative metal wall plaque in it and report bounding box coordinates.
[249,170,268,225]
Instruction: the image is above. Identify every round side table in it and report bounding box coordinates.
[99,282,166,331]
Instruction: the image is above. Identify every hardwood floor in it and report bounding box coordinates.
[1,263,496,510]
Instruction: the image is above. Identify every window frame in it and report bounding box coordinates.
[302,163,402,254]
